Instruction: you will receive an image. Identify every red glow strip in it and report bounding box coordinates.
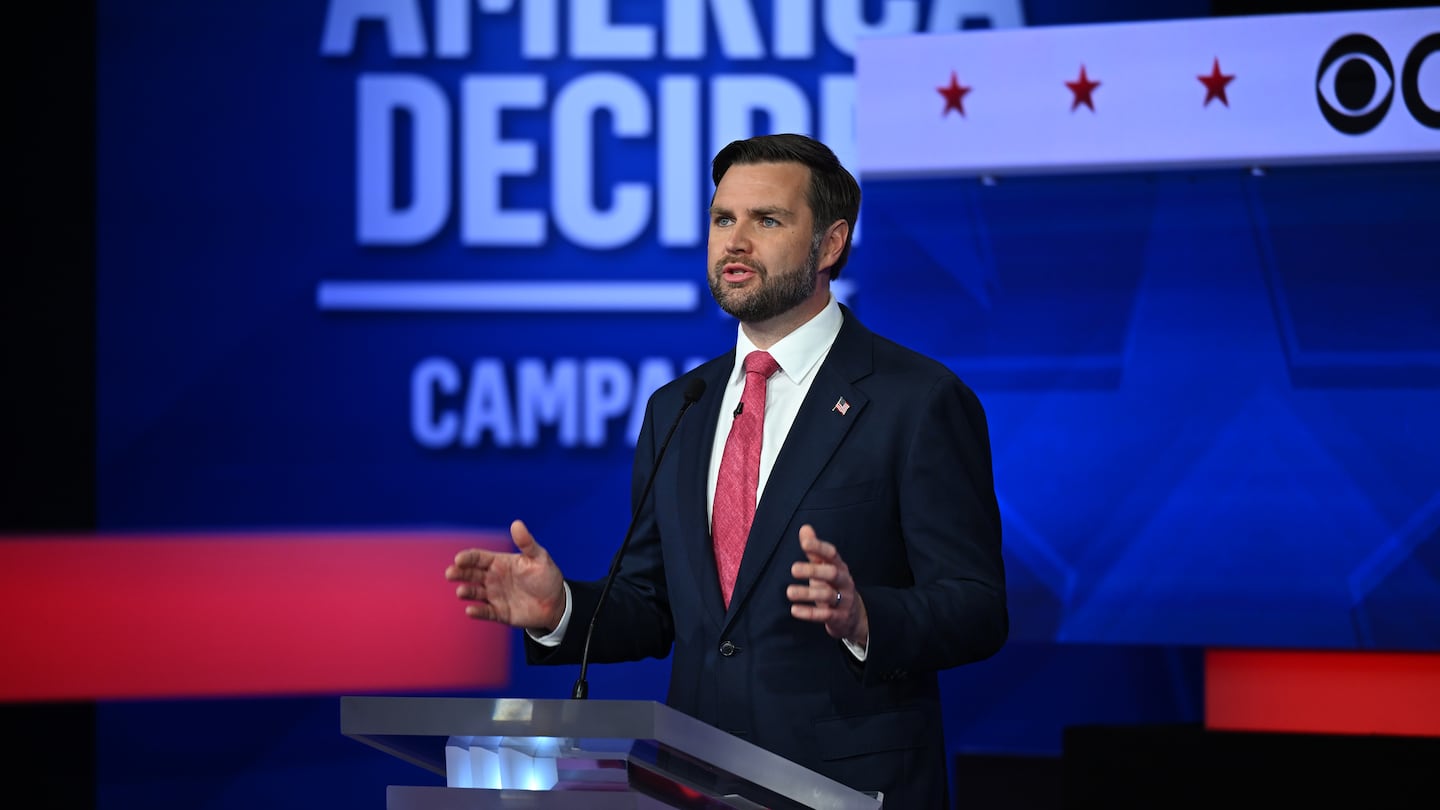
[1206,649,1440,737]
[0,531,513,701]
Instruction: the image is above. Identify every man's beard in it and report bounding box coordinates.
[709,233,823,323]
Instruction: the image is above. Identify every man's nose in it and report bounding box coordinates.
[724,225,752,254]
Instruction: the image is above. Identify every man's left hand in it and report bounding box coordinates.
[788,524,869,647]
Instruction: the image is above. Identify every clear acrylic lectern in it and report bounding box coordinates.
[342,696,883,809]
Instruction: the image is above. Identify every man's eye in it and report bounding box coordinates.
[761,217,779,227]
[715,216,733,226]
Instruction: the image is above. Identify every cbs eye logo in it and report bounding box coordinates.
[1317,32,1439,135]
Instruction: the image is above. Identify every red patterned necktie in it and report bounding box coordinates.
[713,350,781,607]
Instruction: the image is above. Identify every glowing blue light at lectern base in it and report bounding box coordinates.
[444,735,564,790]
[444,735,498,788]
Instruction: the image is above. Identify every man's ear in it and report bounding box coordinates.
[819,219,849,274]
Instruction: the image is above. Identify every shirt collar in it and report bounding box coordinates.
[731,294,843,385]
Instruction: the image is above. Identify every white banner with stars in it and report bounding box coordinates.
[855,7,1439,177]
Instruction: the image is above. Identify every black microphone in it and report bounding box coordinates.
[572,376,706,699]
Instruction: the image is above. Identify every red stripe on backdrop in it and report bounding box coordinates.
[0,531,513,701]
[1206,649,1440,737]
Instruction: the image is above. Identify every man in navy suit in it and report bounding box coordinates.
[447,133,1007,808]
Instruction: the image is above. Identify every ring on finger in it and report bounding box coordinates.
[834,590,842,606]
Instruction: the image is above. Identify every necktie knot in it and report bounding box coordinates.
[744,350,780,380]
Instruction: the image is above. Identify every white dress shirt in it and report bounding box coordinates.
[706,295,843,528]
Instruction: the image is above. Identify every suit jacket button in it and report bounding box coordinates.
[719,640,736,657]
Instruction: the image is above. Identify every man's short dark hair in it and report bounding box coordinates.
[711,133,861,279]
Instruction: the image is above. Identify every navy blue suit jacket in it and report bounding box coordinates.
[528,305,1007,807]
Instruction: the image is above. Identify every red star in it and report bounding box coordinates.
[937,71,972,117]
[1065,64,1100,112]
[1198,57,1235,107]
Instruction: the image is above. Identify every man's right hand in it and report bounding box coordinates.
[446,519,567,634]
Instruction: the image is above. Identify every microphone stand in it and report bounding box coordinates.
[572,378,706,699]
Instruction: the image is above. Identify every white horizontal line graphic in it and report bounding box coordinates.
[316,281,701,313]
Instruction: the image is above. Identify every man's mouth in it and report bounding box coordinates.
[720,261,759,282]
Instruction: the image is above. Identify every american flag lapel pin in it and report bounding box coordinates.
[832,396,850,415]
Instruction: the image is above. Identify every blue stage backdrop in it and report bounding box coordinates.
[92,1,1437,805]
[861,162,1440,650]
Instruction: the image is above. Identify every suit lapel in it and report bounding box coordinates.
[723,309,875,624]
[677,355,735,624]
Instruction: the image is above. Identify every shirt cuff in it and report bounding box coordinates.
[525,582,572,647]
[843,636,869,661]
